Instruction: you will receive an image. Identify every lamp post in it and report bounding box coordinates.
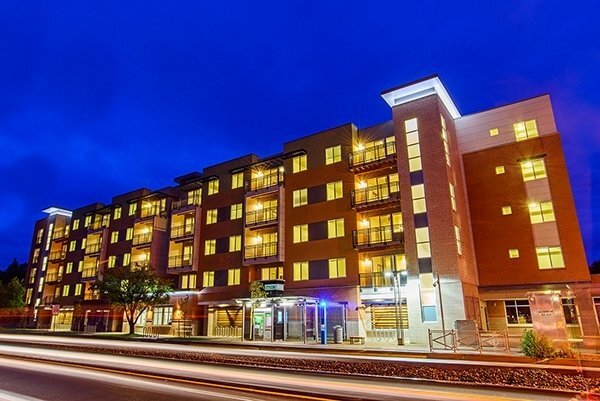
[386,270,408,346]
[433,272,446,345]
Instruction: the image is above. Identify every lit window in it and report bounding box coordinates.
[449,183,457,211]
[325,145,341,165]
[521,159,547,182]
[327,218,345,239]
[203,271,215,287]
[35,228,44,244]
[415,227,431,258]
[66,262,73,274]
[123,253,131,266]
[152,306,173,326]
[188,189,202,205]
[126,228,133,241]
[326,181,343,201]
[128,203,137,216]
[536,246,565,269]
[293,224,308,243]
[502,206,512,215]
[206,209,218,224]
[505,300,532,324]
[489,128,499,137]
[111,231,119,243]
[455,226,462,255]
[328,258,346,278]
[108,255,116,268]
[231,172,244,189]
[509,249,520,259]
[72,219,80,231]
[529,201,555,224]
[514,119,539,141]
[230,203,242,220]
[75,284,82,296]
[62,285,70,297]
[81,238,86,250]
[77,261,83,272]
[204,239,216,255]
[69,240,76,252]
[411,184,427,214]
[113,207,122,220]
[229,235,241,252]
[181,274,197,290]
[293,154,307,173]
[84,215,92,227]
[495,166,505,175]
[228,268,241,285]
[207,179,219,195]
[293,261,309,281]
[293,188,308,207]
[261,266,283,280]
[441,114,450,167]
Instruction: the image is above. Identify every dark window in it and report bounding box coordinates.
[505,300,532,324]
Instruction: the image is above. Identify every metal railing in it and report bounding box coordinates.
[359,271,407,290]
[171,224,194,239]
[244,241,278,259]
[89,221,108,231]
[83,292,100,300]
[85,243,101,254]
[351,181,400,206]
[245,206,278,226]
[172,197,201,210]
[52,228,66,239]
[213,326,242,337]
[168,254,193,268]
[349,142,396,168]
[140,206,164,219]
[428,329,511,353]
[132,232,152,245]
[81,267,98,279]
[49,250,66,261]
[43,296,60,305]
[352,225,404,247]
[247,171,284,191]
[45,272,62,283]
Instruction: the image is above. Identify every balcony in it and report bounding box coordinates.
[81,266,98,279]
[43,295,60,305]
[171,224,194,239]
[168,254,193,269]
[351,181,400,210]
[89,221,108,232]
[349,142,396,172]
[359,271,407,292]
[139,206,164,219]
[172,197,200,211]
[245,206,278,227]
[132,232,152,246]
[352,225,404,249]
[52,228,67,240]
[85,242,101,255]
[48,250,66,261]
[246,171,284,193]
[45,272,62,283]
[244,242,278,260]
[83,292,101,301]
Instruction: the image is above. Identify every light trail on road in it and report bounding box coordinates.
[0,341,573,401]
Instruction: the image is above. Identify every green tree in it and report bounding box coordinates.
[0,258,27,284]
[91,264,173,334]
[590,260,600,275]
[0,277,25,308]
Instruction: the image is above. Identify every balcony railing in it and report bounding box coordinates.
[247,171,284,192]
[245,206,278,226]
[84,292,101,301]
[171,197,200,210]
[85,243,101,254]
[45,272,62,283]
[349,142,396,169]
[352,225,404,248]
[49,250,66,261]
[52,228,66,240]
[140,206,164,219]
[171,224,194,239]
[359,271,407,291]
[132,232,153,246]
[168,254,193,268]
[244,242,278,259]
[81,266,98,279]
[43,295,60,305]
[351,181,400,207]
[89,221,108,231]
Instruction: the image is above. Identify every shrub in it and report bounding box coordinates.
[520,329,556,359]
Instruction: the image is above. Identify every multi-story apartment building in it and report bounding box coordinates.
[24,75,596,345]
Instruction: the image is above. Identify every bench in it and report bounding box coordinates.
[349,336,365,344]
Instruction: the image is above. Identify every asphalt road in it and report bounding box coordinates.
[0,341,573,401]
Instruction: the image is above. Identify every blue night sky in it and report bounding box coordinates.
[0,1,599,267]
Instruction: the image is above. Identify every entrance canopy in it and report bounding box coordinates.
[233,296,321,306]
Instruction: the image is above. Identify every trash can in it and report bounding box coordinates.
[333,325,343,344]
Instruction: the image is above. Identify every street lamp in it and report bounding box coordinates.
[385,270,408,346]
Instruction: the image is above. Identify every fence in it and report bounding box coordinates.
[143,325,160,339]
[213,326,242,337]
[428,329,510,352]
